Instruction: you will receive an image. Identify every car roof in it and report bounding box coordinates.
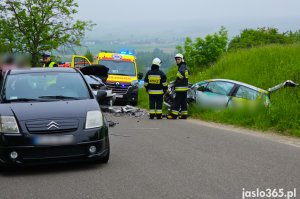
[206,79,268,93]
[9,67,77,75]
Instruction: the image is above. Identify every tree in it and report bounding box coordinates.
[176,26,228,71]
[84,50,94,63]
[136,48,174,73]
[288,30,300,43]
[0,0,94,66]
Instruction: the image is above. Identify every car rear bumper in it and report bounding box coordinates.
[0,127,109,166]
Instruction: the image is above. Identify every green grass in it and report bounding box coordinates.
[138,88,149,109]
[189,44,300,137]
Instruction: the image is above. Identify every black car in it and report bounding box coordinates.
[0,68,110,166]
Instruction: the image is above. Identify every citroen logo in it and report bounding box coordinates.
[47,121,59,130]
[115,82,120,87]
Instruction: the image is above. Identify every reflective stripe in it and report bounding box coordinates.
[177,71,183,79]
[148,90,164,94]
[181,111,188,115]
[149,110,156,114]
[162,82,168,86]
[172,110,179,115]
[144,82,149,86]
[185,70,189,78]
[175,87,189,92]
[148,75,161,78]
[49,62,55,67]
[156,110,163,114]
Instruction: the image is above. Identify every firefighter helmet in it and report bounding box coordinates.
[175,53,184,62]
[152,58,162,66]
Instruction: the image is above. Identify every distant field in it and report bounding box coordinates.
[56,43,176,62]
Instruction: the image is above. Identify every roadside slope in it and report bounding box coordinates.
[190,44,300,136]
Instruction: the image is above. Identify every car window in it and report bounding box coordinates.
[99,60,136,76]
[235,86,260,100]
[197,82,208,91]
[206,81,235,96]
[3,72,91,101]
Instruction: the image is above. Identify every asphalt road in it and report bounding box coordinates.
[0,113,300,199]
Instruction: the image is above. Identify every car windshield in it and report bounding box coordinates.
[2,72,91,102]
[99,60,136,76]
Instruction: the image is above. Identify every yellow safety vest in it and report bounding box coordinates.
[43,61,56,68]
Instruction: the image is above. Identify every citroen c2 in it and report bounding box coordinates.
[0,67,110,166]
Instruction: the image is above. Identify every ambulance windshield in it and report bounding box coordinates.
[98,60,136,76]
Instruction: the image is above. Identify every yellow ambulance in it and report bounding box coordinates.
[72,51,141,105]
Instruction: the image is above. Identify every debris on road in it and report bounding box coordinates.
[104,105,147,118]
[107,120,118,127]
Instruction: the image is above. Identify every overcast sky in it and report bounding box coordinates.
[75,0,300,39]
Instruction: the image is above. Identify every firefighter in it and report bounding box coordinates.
[144,58,168,119]
[42,53,58,67]
[167,53,189,119]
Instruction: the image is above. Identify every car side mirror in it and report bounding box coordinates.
[96,90,107,102]
[138,72,143,80]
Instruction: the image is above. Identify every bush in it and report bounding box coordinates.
[228,27,292,51]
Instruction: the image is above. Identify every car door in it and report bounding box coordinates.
[71,55,91,69]
[195,81,235,108]
[229,85,267,108]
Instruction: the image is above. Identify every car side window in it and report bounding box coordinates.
[206,81,235,96]
[197,83,208,91]
[235,86,259,100]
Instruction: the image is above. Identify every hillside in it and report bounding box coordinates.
[190,44,300,136]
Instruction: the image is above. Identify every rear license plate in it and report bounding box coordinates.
[33,135,74,146]
[116,94,123,98]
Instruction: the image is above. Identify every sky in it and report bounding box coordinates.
[75,0,300,40]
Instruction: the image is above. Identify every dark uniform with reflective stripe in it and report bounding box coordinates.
[43,61,57,68]
[171,62,189,118]
[144,65,167,119]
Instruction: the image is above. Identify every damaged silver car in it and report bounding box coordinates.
[164,79,298,109]
[189,79,298,108]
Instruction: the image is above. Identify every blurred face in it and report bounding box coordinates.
[43,56,51,63]
[175,57,182,65]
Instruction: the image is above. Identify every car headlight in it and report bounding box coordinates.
[0,116,20,134]
[85,111,103,129]
[131,80,139,87]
